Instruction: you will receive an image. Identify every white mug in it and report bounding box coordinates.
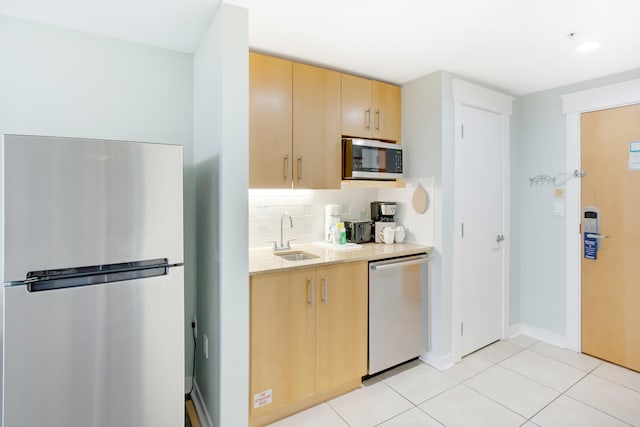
[380,227,395,244]
[394,226,406,243]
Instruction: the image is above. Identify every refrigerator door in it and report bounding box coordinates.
[1,135,183,283]
[2,266,184,427]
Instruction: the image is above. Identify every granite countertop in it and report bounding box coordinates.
[249,242,432,276]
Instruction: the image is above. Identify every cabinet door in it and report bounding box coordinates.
[372,80,401,142]
[249,52,293,188]
[250,269,316,418]
[341,74,372,138]
[315,262,368,392]
[293,63,341,189]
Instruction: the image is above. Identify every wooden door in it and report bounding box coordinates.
[249,269,316,419]
[581,103,640,371]
[292,63,341,189]
[249,52,292,188]
[315,262,368,392]
[456,104,505,356]
[372,80,401,142]
[341,73,372,138]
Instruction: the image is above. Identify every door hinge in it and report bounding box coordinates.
[461,322,464,336]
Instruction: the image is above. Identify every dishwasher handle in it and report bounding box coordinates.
[369,255,429,271]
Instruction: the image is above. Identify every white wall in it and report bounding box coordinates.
[193,3,249,426]
[402,70,515,365]
[512,68,640,340]
[401,71,451,361]
[0,14,197,378]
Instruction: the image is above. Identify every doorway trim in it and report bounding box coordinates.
[562,78,640,352]
[452,79,513,361]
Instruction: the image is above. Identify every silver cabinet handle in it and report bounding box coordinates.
[297,156,303,180]
[283,155,289,179]
[307,277,314,305]
[496,234,505,243]
[321,276,327,304]
[375,109,380,131]
[365,108,371,130]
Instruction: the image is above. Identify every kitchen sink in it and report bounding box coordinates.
[274,250,319,261]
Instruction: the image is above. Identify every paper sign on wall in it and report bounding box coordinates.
[629,141,640,170]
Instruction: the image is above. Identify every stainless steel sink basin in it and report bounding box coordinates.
[274,250,319,261]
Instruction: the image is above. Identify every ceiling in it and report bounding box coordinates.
[2,0,640,95]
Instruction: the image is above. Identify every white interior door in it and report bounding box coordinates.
[456,104,505,356]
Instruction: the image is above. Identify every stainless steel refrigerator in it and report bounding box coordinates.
[0,135,184,427]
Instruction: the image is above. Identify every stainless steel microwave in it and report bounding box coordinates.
[342,138,404,180]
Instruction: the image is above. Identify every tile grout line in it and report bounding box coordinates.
[561,393,634,427]
[325,398,356,427]
[454,383,529,423]
[559,373,636,426]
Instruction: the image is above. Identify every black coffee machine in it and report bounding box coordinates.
[371,201,397,222]
[371,202,397,242]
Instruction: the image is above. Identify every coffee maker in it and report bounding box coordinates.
[371,202,396,242]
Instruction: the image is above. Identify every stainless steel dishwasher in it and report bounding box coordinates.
[368,254,429,375]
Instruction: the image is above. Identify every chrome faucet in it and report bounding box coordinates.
[272,212,294,251]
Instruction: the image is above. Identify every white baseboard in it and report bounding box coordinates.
[507,323,523,339]
[191,379,214,427]
[420,352,454,371]
[521,324,567,348]
[185,376,193,394]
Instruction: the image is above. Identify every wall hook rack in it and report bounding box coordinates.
[529,174,556,186]
[529,169,586,187]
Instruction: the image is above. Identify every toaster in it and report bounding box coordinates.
[344,220,374,243]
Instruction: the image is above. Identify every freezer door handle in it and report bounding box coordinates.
[25,259,177,292]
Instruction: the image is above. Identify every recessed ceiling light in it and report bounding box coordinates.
[576,41,601,53]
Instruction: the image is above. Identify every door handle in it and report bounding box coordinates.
[496,234,505,243]
[586,233,608,240]
[307,278,314,305]
[297,156,303,180]
[365,108,371,130]
[321,276,327,304]
[283,155,289,180]
[375,109,380,131]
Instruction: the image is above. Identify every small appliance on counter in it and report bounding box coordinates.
[344,220,374,243]
[325,203,341,243]
[371,201,397,243]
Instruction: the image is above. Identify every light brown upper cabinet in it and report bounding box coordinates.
[292,63,341,189]
[249,52,292,188]
[249,52,341,189]
[341,74,401,142]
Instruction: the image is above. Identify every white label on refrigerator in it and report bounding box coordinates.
[630,141,640,170]
[253,389,272,408]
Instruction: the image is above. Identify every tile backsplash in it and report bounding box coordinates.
[248,187,377,248]
[248,178,435,249]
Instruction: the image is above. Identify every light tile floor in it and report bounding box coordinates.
[268,336,640,426]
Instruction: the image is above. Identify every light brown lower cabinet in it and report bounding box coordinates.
[249,262,368,426]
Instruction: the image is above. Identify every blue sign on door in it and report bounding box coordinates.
[584,234,597,260]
